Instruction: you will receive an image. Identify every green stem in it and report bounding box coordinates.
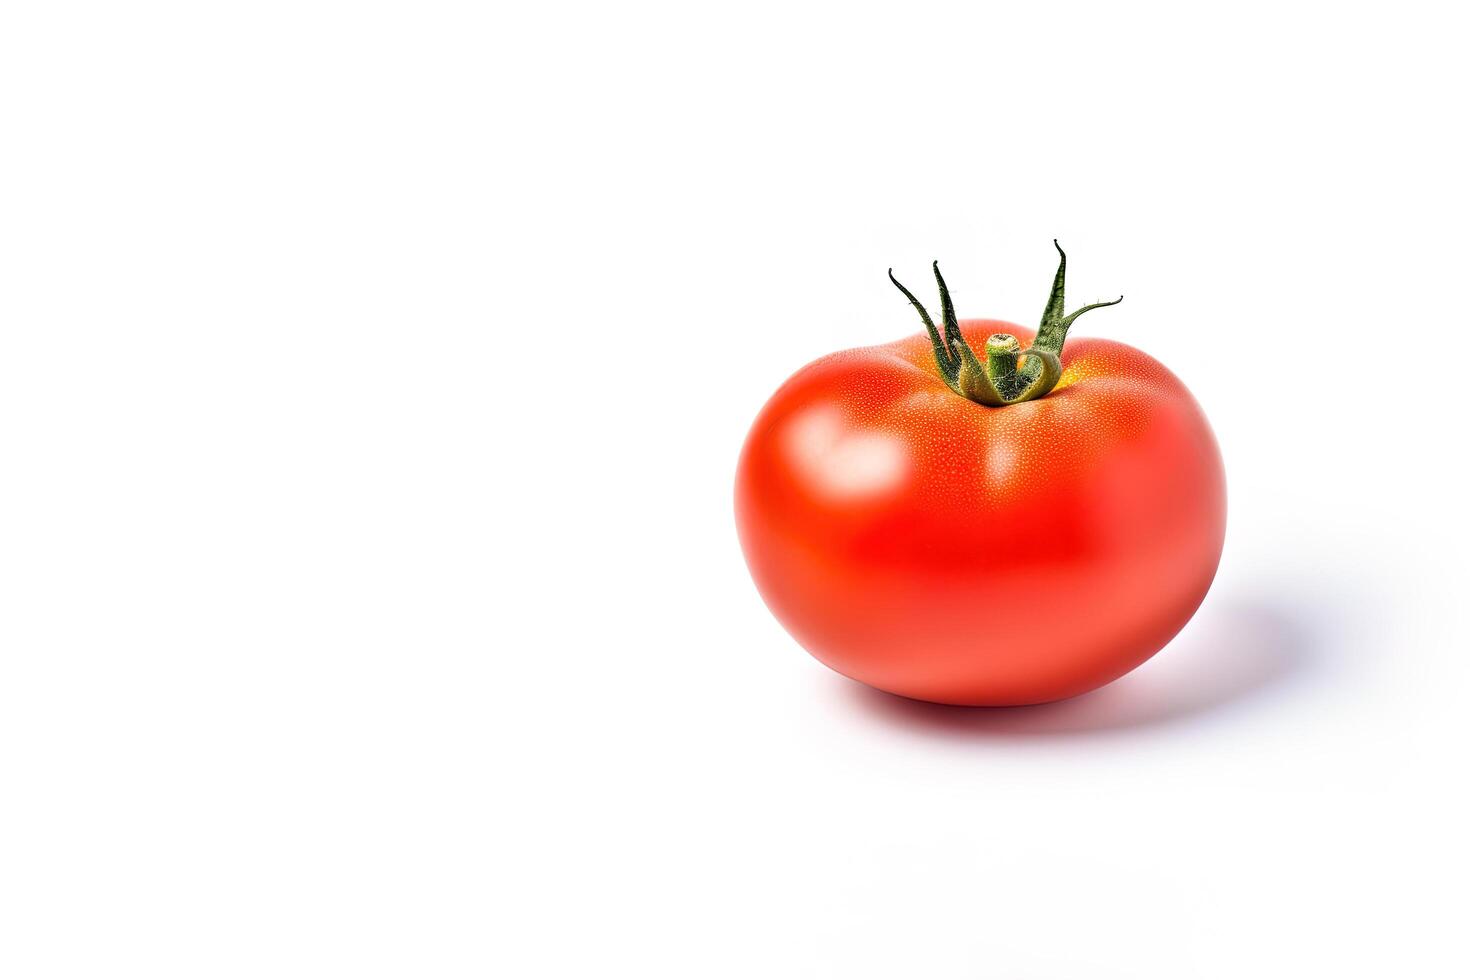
[985,333,1021,386]
[889,242,1121,407]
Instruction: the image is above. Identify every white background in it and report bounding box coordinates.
[2,2,1467,977]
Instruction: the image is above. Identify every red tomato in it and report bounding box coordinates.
[735,250,1225,705]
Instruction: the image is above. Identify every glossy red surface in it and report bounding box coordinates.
[736,319,1226,705]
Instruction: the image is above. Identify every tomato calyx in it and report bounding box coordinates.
[888,241,1123,407]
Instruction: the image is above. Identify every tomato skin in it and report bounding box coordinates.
[735,319,1226,706]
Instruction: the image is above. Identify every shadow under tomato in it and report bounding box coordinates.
[840,595,1325,737]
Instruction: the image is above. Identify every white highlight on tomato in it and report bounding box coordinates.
[985,441,1018,484]
[784,406,906,500]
